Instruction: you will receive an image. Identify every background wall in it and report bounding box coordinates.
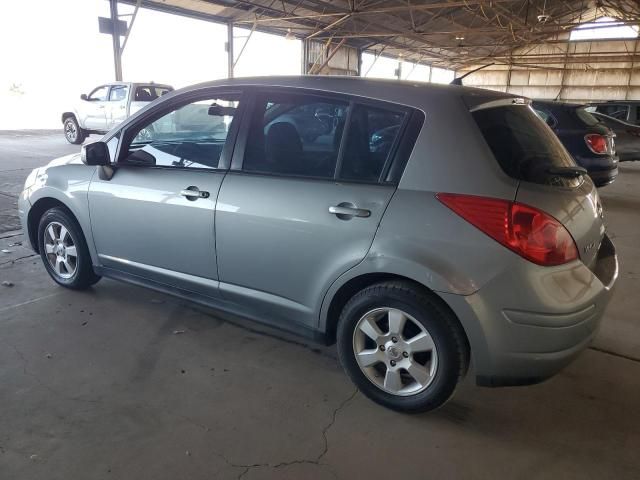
[458,36,640,102]
[305,41,360,76]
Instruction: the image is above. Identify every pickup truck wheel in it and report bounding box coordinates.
[63,116,86,144]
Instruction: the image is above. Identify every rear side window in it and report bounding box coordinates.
[338,104,406,182]
[472,105,579,187]
[595,104,629,121]
[243,93,348,179]
[135,86,171,102]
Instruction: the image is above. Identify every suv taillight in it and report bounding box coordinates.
[585,133,608,154]
[436,193,579,266]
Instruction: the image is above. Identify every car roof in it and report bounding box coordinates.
[106,82,173,88]
[590,100,640,105]
[532,99,585,109]
[174,75,520,111]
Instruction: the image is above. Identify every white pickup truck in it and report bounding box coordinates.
[62,82,173,144]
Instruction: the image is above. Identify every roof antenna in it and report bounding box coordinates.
[450,63,494,86]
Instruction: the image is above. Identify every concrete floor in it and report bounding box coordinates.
[1,131,639,479]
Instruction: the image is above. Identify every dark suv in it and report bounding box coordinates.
[589,101,640,125]
[532,100,618,187]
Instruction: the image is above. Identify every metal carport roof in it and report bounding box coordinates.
[118,0,640,70]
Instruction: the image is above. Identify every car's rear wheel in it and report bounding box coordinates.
[63,116,86,144]
[337,281,468,413]
[37,208,100,290]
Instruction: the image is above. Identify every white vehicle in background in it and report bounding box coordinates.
[62,82,173,144]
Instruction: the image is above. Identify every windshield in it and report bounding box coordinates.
[473,105,580,187]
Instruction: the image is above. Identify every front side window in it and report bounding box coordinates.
[243,93,348,179]
[121,94,240,169]
[88,86,109,101]
[338,104,406,182]
[109,85,128,102]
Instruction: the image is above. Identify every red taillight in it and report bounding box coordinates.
[436,193,579,266]
[585,133,608,154]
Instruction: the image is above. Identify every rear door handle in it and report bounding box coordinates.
[180,187,210,200]
[329,204,371,218]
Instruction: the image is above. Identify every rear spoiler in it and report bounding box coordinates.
[469,97,530,113]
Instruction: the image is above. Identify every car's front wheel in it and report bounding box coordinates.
[63,116,86,144]
[337,281,469,413]
[37,207,101,289]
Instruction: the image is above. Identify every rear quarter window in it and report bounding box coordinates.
[472,105,580,187]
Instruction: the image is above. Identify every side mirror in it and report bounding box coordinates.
[208,104,236,116]
[81,142,110,166]
[80,94,88,101]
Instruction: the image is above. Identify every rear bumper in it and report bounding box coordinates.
[441,235,618,387]
[588,167,618,187]
[618,151,640,162]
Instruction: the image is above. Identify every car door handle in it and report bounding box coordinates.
[329,204,371,218]
[98,105,105,109]
[180,187,210,200]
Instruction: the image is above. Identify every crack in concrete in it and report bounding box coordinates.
[589,346,640,363]
[0,231,22,239]
[0,253,38,267]
[4,341,103,405]
[207,388,358,480]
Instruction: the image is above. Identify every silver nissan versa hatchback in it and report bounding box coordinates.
[18,77,618,412]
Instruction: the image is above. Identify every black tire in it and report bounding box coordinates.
[337,281,469,413]
[37,207,101,290]
[63,116,86,144]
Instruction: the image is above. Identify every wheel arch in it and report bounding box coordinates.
[321,271,470,356]
[61,112,77,124]
[27,197,78,253]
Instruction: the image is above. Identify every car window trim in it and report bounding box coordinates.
[231,86,418,186]
[384,109,425,184]
[114,87,246,172]
[108,84,128,102]
[375,108,411,183]
[333,100,355,179]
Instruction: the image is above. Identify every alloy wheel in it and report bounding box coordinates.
[64,120,78,142]
[43,221,78,279]
[352,307,438,396]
